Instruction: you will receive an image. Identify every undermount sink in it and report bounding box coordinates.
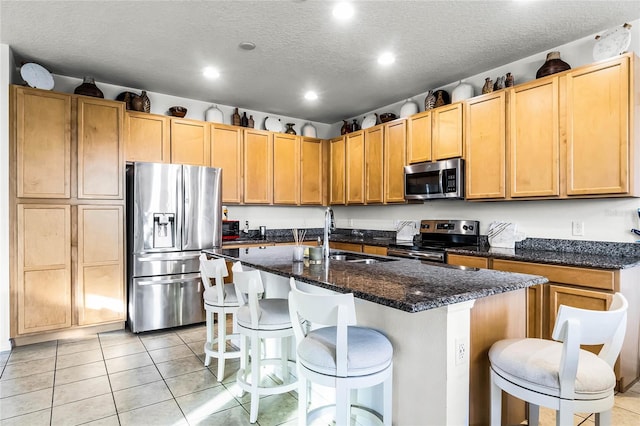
[329,251,396,264]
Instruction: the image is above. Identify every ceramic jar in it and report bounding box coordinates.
[536,51,571,79]
[424,90,436,110]
[302,122,317,137]
[74,76,104,98]
[451,81,474,103]
[205,105,224,123]
[285,123,296,134]
[400,98,419,117]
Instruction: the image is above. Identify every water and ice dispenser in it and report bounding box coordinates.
[153,213,175,248]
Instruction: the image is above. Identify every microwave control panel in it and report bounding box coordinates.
[444,169,457,193]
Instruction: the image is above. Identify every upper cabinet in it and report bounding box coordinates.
[330,136,346,205]
[432,103,464,160]
[273,133,300,205]
[565,55,631,196]
[170,118,210,166]
[384,119,407,203]
[77,97,124,199]
[243,129,273,204]
[465,91,506,200]
[346,131,365,204]
[364,126,384,204]
[300,137,324,205]
[211,124,243,204]
[407,110,432,164]
[124,112,170,163]
[509,77,560,198]
[13,87,71,199]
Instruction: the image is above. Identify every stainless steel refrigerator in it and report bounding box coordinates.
[126,162,222,333]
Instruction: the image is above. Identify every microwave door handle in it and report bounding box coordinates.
[439,169,445,194]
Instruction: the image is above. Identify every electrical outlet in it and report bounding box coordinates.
[572,221,584,236]
[455,338,467,366]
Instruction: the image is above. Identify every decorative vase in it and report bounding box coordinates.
[493,76,505,91]
[241,112,249,127]
[205,105,223,123]
[74,76,104,98]
[232,108,241,126]
[400,98,419,117]
[130,94,144,112]
[424,90,436,110]
[451,81,474,103]
[302,122,317,137]
[536,51,571,79]
[248,115,255,129]
[140,91,151,113]
[351,119,360,132]
[285,123,296,135]
[505,72,515,87]
[482,78,494,94]
[433,90,450,108]
[341,120,351,135]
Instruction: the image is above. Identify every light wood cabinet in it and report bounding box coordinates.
[509,77,560,198]
[124,112,170,163]
[170,118,210,166]
[384,119,407,203]
[300,137,324,205]
[77,205,125,325]
[13,87,71,199]
[364,126,384,204]
[330,136,346,205]
[243,129,273,204]
[273,133,300,205]
[447,254,489,269]
[407,110,432,164]
[329,241,362,252]
[210,124,243,204]
[346,131,365,204]
[565,55,631,196]
[77,97,124,200]
[432,102,464,160]
[464,92,506,200]
[362,245,387,256]
[16,204,71,334]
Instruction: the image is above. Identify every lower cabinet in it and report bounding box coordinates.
[329,241,362,252]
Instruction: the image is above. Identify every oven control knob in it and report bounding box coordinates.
[463,225,468,230]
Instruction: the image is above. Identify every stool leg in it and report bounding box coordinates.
[335,380,350,426]
[204,309,213,367]
[383,371,392,426]
[217,310,227,382]
[297,370,307,426]
[490,371,502,426]
[595,410,611,426]
[249,332,261,423]
[280,335,289,381]
[528,403,540,426]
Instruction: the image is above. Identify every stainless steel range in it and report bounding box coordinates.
[387,219,480,263]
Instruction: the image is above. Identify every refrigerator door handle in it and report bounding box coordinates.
[136,252,201,262]
[136,274,201,286]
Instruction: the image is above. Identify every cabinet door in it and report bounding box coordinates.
[77,205,125,325]
[509,77,560,197]
[14,87,71,199]
[362,245,387,256]
[330,136,346,205]
[384,119,407,203]
[300,137,323,205]
[77,97,124,199]
[273,133,300,204]
[329,241,362,252]
[407,110,432,163]
[211,124,243,204]
[365,126,384,204]
[447,254,489,269]
[346,131,365,204]
[124,112,170,163]
[465,92,506,199]
[243,129,273,204]
[170,118,210,166]
[16,204,71,334]
[566,56,630,195]
[432,103,463,160]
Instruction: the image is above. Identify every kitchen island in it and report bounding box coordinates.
[204,245,547,425]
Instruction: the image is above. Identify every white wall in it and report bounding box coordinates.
[1,43,14,351]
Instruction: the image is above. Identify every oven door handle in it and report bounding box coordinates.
[387,249,445,262]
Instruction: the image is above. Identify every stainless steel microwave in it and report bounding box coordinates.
[404,158,465,200]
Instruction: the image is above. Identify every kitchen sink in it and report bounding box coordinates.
[329,251,397,264]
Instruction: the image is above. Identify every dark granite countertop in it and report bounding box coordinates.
[203,245,547,313]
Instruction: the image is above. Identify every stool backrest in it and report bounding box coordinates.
[231,262,264,329]
[199,254,228,304]
[551,292,628,398]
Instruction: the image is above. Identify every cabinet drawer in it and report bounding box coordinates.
[492,259,615,291]
[447,254,489,269]
[329,242,362,252]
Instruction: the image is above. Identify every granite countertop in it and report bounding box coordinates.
[204,245,547,313]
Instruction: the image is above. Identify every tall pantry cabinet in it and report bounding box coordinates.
[10,85,125,341]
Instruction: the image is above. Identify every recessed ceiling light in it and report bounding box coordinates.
[239,41,256,51]
[203,67,220,79]
[304,91,318,101]
[378,52,395,66]
[333,2,354,20]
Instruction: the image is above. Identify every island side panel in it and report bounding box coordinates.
[469,288,527,426]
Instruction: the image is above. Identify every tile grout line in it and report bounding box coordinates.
[97,332,123,426]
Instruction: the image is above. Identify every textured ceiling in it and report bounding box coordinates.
[1,0,639,124]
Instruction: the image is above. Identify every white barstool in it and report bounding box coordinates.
[199,253,241,381]
[489,293,628,426]
[288,279,393,426]
[232,262,297,424]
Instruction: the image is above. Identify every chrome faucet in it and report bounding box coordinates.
[323,207,335,259]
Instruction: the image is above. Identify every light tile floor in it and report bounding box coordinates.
[1,322,639,426]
